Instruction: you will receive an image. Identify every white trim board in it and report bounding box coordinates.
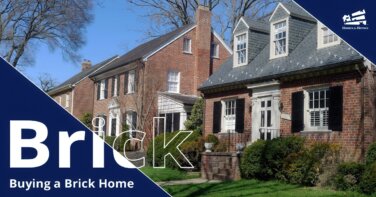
[269,3,291,22]
[213,31,233,54]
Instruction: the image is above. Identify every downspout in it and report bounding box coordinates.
[356,64,365,160]
[200,92,206,137]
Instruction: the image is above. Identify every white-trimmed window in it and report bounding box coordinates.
[234,33,247,66]
[65,94,70,108]
[222,99,236,133]
[183,38,191,53]
[128,70,135,94]
[99,80,106,100]
[58,96,62,105]
[272,20,287,58]
[211,43,219,58]
[317,23,340,48]
[112,75,119,97]
[305,88,330,130]
[167,71,180,93]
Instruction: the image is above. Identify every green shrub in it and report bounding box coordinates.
[205,134,219,145]
[214,141,228,152]
[80,113,93,129]
[359,162,376,194]
[334,162,365,191]
[181,137,204,168]
[276,142,331,186]
[366,142,376,165]
[105,136,116,147]
[240,140,266,179]
[147,131,201,169]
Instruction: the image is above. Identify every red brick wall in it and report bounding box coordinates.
[72,77,94,118]
[280,71,375,161]
[52,90,72,113]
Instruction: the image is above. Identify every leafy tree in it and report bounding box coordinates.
[184,98,204,134]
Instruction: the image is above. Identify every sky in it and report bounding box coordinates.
[22,0,150,86]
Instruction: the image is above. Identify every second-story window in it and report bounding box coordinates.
[235,33,247,66]
[273,21,287,56]
[112,75,119,97]
[183,38,191,53]
[211,43,219,58]
[317,23,340,48]
[99,80,106,100]
[167,71,180,93]
[65,94,70,108]
[127,70,135,94]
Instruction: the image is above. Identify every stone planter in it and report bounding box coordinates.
[204,142,214,152]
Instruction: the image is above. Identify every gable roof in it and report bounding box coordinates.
[243,17,269,33]
[92,24,196,76]
[159,92,198,105]
[200,26,363,91]
[269,2,315,22]
[48,55,118,95]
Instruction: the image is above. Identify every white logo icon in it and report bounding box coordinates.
[343,9,367,25]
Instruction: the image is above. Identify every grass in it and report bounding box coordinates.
[163,179,369,197]
[140,167,200,182]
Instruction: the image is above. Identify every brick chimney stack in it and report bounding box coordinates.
[81,59,91,71]
[194,5,211,95]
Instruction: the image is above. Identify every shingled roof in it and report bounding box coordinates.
[199,2,363,91]
[91,24,196,77]
[48,55,118,95]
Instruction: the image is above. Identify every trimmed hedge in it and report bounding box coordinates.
[359,162,376,194]
[366,142,376,165]
[334,162,365,191]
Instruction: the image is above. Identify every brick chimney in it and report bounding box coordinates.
[81,59,91,71]
[194,5,211,95]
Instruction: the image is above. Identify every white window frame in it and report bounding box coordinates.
[183,38,192,53]
[233,32,248,67]
[113,75,118,97]
[270,18,289,59]
[65,94,70,108]
[58,96,62,105]
[220,99,236,133]
[211,43,219,58]
[167,71,180,93]
[127,70,135,94]
[303,87,331,132]
[99,80,105,100]
[317,22,340,49]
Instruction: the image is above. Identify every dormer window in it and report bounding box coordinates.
[234,32,248,67]
[271,20,288,58]
[317,23,340,48]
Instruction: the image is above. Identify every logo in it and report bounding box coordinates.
[342,9,369,30]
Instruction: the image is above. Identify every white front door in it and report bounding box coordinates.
[224,100,236,132]
[260,97,273,140]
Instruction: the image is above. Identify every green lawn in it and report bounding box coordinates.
[163,179,369,197]
[140,167,200,182]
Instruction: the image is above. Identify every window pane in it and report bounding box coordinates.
[267,100,271,107]
[261,101,265,108]
[267,110,271,127]
[261,111,265,127]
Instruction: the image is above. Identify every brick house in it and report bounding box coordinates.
[89,6,231,145]
[199,2,376,162]
[48,56,118,119]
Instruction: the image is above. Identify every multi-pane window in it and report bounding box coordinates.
[211,43,219,58]
[65,94,70,108]
[224,100,236,132]
[112,75,119,97]
[236,33,247,65]
[128,70,135,93]
[167,71,180,93]
[99,80,106,100]
[183,38,191,53]
[260,100,272,128]
[322,27,339,44]
[308,89,329,128]
[273,21,287,56]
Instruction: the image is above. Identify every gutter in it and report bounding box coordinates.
[48,84,73,96]
[199,58,364,92]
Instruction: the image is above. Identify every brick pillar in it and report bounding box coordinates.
[194,5,211,95]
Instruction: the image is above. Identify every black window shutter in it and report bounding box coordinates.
[235,99,245,133]
[166,113,173,132]
[104,79,108,99]
[111,76,115,96]
[291,91,304,133]
[134,69,138,92]
[124,72,128,94]
[96,82,100,100]
[102,115,107,133]
[116,75,120,96]
[95,118,99,131]
[329,86,343,131]
[173,112,180,131]
[132,111,137,130]
[213,101,222,133]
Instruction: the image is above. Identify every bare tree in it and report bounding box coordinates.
[38,73,57,92]
[126,0,220,38]
[0,0,93,67]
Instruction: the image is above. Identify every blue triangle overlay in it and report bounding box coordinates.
[294,0,376,65]
[0,58,169,196]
